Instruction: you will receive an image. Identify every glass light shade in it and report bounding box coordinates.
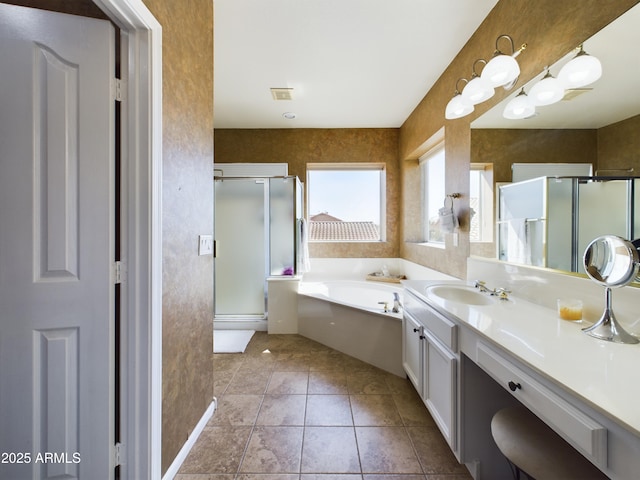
[445,93,474,119]
[481,54,520,88]
[461,75,495,105]
[558,51,602,88]
[529,72,565,106]
[503,90,535,119]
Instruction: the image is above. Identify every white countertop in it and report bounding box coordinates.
[403,279,640,437]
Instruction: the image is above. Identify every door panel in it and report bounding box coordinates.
[0,5,115,479]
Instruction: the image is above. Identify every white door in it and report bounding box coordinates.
[0,5,115,479]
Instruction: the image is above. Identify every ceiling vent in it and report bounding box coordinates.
[562,88,592,101]
[270,87,294,101]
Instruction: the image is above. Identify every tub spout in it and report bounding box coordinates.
[392,292,402,313]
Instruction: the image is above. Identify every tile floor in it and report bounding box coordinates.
[177,332,473,480]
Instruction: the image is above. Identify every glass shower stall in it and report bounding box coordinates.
[498,176,639,274]
[214,175,303,330]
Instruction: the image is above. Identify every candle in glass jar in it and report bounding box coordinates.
[557,299,583,321]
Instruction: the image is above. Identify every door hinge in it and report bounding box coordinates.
[113,261,125,284]
[113,442,123,467]
[112,78,124,102]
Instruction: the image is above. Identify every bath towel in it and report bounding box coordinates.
[438,197,459,234]
[505,218,531,264]
[297,218,311,272]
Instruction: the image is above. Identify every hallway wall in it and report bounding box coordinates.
[141,0,215,474]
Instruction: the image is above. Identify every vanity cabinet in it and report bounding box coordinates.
[423,328,457,448]
[402,309,423,392]
[403,279,640,480]
[403,290,458,452]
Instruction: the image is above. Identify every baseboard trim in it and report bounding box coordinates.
[214,317,267,331]
[162,398,217,480]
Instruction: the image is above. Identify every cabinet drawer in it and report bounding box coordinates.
[477,342,607,467]
[404,291,457,352]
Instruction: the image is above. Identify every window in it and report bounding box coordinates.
[307,163,385,242]
[420,147,445,243]
[470,163,494,243]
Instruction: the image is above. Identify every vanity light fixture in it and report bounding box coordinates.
[445,78,474,120]
[462,59,495,105]
[558,44,602,89]
[481,35,527,89]
[503,88,536,119]
[528,68,565,106]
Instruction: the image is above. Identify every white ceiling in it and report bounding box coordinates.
[213,0,499,129]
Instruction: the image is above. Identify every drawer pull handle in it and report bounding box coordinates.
[413,328,420,333]
[419,335,426,340]
[508,381,522,392]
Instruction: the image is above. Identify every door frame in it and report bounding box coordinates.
[90,1,163,479]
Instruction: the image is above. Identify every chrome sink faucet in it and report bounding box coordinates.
[494,287,511,300]
[474,281,511,300]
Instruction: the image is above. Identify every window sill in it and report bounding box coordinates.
[408,241,445,250]
[309,240,384,244]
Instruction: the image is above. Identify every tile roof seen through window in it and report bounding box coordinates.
[308,213,380,241]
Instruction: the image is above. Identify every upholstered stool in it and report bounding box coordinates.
[491,406,608,480]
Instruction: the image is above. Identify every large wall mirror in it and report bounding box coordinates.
[469,3,640,283]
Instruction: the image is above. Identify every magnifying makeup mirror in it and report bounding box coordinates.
[582,235,640,344]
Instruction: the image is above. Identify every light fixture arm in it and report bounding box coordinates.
[493,34,527,58]
[471,59,488,77]
[453,77,469,94]
[573,44,588,58]
[540,67,553,80]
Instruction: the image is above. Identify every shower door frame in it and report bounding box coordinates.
[214,177,271,329]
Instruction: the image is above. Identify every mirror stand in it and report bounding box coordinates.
[582,235,640,345]
[582,287,639,344]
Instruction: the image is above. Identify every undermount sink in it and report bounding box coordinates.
[425,284,494,306]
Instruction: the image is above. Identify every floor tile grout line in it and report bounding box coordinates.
[349,393,365,477]
[298,370,309,477]
[232,359,271,477]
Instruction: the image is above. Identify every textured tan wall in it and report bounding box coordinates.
[597,114,640,173]
[399,0,638,279]
[141,0,214,474]
[214,128,401,257]
[471,129,598,184]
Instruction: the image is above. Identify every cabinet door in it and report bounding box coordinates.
[424,332,457,450]
[402,313,423,392]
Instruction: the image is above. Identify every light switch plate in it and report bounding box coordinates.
[198,235,213,256]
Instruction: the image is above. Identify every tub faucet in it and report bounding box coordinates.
[378,301,389,313]
[392,292,402,313]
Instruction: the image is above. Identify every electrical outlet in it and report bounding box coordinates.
[198,235,213,256]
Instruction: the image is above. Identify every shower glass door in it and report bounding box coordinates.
[214,178,267,319]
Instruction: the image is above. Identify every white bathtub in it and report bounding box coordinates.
[297,280,404,376]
